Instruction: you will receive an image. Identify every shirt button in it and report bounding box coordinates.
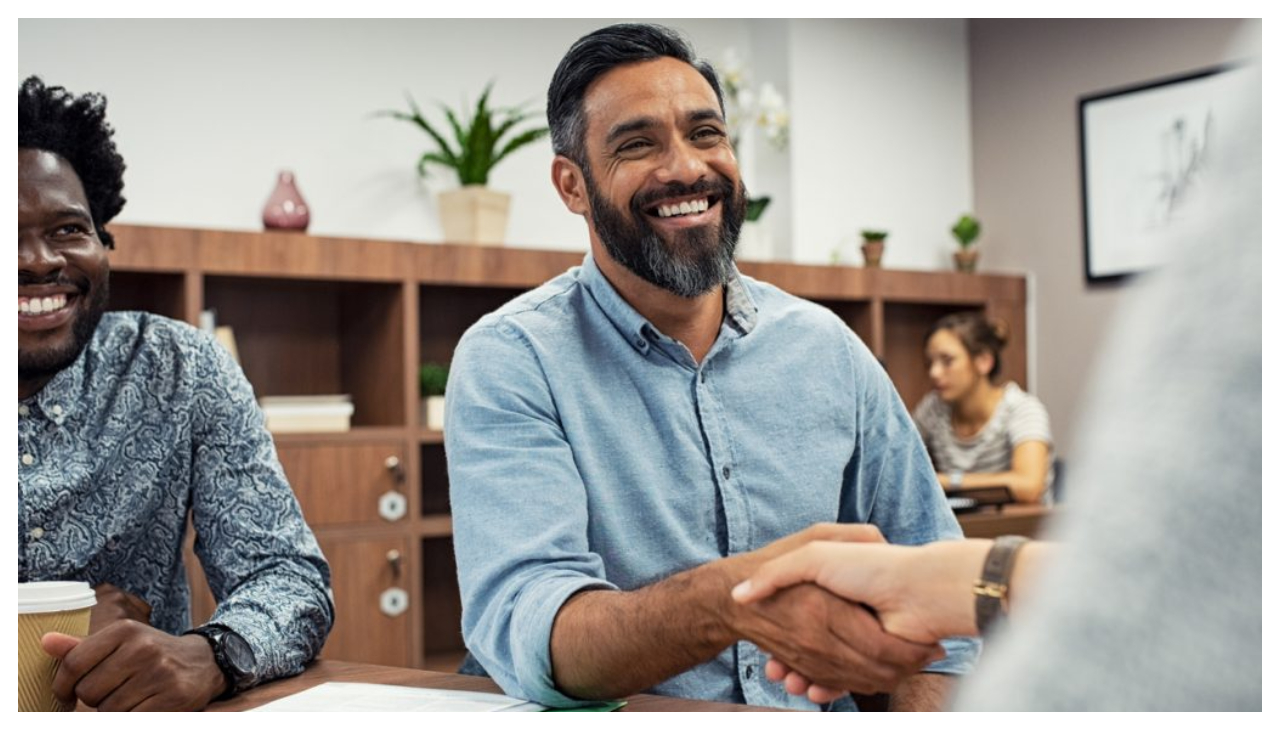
[30,527,45,540]
[50,404,63,416]
[745,665,755,679]
[18,405,30,416]
[722,466,731,480]
[21,453,35,466]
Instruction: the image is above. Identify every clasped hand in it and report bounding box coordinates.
[725,526,944,700]
[733,540,959,704]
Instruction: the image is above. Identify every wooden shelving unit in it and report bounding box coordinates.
[109,224,1027,671]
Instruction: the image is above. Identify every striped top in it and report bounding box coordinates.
[913,382,1054,502]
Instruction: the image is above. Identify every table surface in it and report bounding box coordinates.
[956,503,1054,539]
[208,659,781,712]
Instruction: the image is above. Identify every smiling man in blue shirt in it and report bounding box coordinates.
[17,76,332,711]
[446,24,976,711]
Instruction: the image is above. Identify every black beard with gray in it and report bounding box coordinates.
[584,166,747,298]
[18,273,108,383]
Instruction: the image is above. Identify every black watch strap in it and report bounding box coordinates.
[973,535,1029,634]
[184,623,256,700]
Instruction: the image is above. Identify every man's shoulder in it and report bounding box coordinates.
[739,274,849,330]
[738,274,866,360]
[95,309,206,349]
[463,266,587,343]
[90,311,218,373]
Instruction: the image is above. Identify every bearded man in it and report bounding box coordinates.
[444,24,976,711]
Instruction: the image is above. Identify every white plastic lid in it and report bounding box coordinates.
[18,581,97,614]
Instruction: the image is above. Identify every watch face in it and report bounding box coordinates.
[221,631,257,678]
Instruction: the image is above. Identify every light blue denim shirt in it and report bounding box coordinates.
[446,253,977,710]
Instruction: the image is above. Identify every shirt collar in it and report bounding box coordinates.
[578,252,760,355]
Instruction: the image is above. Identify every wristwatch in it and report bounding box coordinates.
[973,535,1030,634]
[949,470,965,488]
[185,623,257,700]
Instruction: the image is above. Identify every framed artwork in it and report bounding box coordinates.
[1078,65,1247,283]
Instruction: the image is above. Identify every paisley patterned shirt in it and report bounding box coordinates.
[18,311,333,687]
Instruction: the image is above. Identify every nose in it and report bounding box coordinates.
[928,361,943,380]
[18,233,66,279]
[653,137,711,187]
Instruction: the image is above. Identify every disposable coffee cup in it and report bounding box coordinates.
[18,581,96,712]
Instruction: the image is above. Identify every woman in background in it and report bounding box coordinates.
[913,312,1052,503]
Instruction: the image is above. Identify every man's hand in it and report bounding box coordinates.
[712,524,942,697]
[42,621,226,711]
[90,584,152,634]
[730,583,944,697]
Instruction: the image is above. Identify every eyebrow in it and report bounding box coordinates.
[49,207,94,223]
[604,108,726,146]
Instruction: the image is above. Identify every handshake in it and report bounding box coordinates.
[726,523,1000,705]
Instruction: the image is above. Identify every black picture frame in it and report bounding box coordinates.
[1078,64,1242,284]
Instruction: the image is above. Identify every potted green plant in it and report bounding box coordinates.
[951,214,982,273]
[860,229,888,268]
[378,83,549,245]
[419,362,449,431]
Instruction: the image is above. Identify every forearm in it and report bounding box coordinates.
[550,560,738,700]
[888,672,956,711]
[907,539,1050,636]
[208,562,333,682]
[944,471,1046,503]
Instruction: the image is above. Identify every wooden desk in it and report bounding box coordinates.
[957,504,1054,539]
[208,660,780,712]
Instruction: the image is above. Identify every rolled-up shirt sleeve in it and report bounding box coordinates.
[446,321,616,707]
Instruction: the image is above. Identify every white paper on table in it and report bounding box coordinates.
[250,682,547,712]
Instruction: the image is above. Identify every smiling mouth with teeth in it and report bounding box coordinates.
[18,293,70,315]
[651,197,714,219]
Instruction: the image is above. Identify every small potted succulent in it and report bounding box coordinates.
[378,83,549,245]
[860,229,888,268]
[951,214,982,273]
[419,362,449,431]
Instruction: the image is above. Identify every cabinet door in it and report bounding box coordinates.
[317,535,412,666]
[276,442,408,527]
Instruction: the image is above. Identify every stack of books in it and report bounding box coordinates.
[259,395,354,434]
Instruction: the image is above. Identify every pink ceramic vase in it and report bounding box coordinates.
[262,171,310,231]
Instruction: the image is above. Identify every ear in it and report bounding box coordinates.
[551,155,589,216]
[974,351,995,378]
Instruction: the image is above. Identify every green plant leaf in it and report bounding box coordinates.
[419,363,450,397]
[951,215,981,247]
[418,152,457,177]
[492,126,550,169]
[378,82,549,186]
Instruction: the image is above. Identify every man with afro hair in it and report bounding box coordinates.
[18,76,333,711]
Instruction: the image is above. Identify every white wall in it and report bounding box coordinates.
[17,19,748,250]
[969,18,1253,460]
[786,19,973,267]
[18,18,972,270]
